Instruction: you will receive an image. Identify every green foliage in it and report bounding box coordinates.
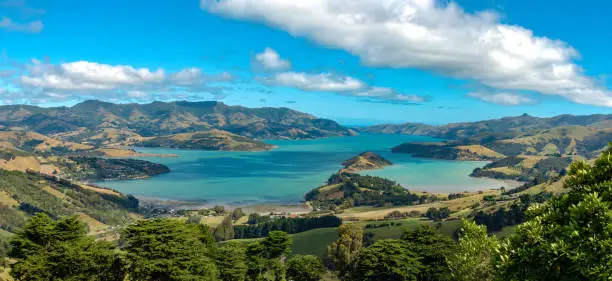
[214,216,235,241]
[122,218,219,281]
[245,231,293,281]
[285,255,326,281]
[66,156,170,180]
[234,215,341,239]
[425,207,450,221]
[261,231,292,259]
[8,213,125,281]
[213,205,226,215]
[0,170,135,231]
[232,208,245,221]
[447,219,500,281]
[401,225,455,281]
[497,144,612,281]
[307,173,420,210]
[217,241,248,281]
[325,224,363,279]
[352,240,421,281]
[474,192,552,232]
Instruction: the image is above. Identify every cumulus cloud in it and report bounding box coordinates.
[20,60,165,90]
[0,17,43,33]
[201,0,612,107]
[15,59,232,102]
[467,91,535,106]
[253,47,291,71]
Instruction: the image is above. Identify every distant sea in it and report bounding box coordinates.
[98,134,510,206]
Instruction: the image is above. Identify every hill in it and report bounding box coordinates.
[341,151,392,173]
[140,130,274,151]
[0,100,355,151]
[360,113,612,139]
[0,169,138,234]
[305,172,420,211]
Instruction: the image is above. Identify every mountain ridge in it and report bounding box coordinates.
[0,100,355,151]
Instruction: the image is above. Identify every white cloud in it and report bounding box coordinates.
[127,90,148,98]
[20,60,165,90]
[254,47,291,71]
[171,67,233,86]
[0,17,43,33]
[202,0,612,107]
[354,87,428,103]
[261,72,366,92]
[261,72,428,103]
[16,59,232,102]
[467,91,535,106]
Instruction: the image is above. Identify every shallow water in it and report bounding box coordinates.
[98,134,509,205]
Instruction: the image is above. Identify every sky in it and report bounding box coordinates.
[1,0,612,125]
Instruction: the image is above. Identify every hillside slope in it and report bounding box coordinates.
[0,170,138,233]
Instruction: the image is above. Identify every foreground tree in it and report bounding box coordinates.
[286,255,326,281]
[217,241,248,281]
[122,219,219,281]
[9,213,125,281]
[246,231,292,281]
[497,145,612,280]
[401,225,455,281]
[353,240,421,281]
[447,219,500,281]
[326,224,363,279]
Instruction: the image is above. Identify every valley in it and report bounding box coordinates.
[1,101,610,281]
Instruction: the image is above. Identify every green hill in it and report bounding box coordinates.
[341,151,392,173]
[0,170,138,233]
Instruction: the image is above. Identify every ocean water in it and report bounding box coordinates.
[98,134,509,206]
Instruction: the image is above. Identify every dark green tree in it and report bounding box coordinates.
[401,225,455,281]
[286,255,326,281]
[497,145,612,281]
[245,231,292,281]
[353,240,421,281]
[217,241,247,281]
[214,216,235,241]
[9,213,125,281]
[122,218,218,281]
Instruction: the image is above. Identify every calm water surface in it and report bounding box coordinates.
[98,134,508,205]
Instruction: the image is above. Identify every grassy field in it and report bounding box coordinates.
[337,189,501,221]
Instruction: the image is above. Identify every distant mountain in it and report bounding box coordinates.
[0,100,356,151]
[359,113,612,139]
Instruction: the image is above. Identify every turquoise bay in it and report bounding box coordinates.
[98,134,509,206]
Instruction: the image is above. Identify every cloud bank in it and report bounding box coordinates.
[201,0,612,107]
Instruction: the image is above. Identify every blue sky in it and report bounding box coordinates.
[1,0,612,125]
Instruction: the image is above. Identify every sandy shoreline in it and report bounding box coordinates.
[137,196,312,214]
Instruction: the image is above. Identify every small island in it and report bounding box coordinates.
[340,151,393,173]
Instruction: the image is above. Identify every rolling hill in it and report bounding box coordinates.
[0,100,356,151]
